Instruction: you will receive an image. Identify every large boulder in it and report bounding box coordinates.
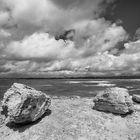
[93,87,134,115]
[2,83,51,124]
[132,94,140,103]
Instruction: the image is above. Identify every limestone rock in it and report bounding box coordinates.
[93,87,134,114]
[132,94,140,103]
[2,83,51,124]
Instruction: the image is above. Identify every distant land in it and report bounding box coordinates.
[0,71,140,79]
[1,75,140,79]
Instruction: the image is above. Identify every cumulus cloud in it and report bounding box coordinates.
[5,33,78,61]
[1,0,140,77]
[0,0,117,38]
[3,22,128,75]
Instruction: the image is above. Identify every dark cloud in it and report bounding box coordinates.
[0,66,11,73]
[134,28,140,40]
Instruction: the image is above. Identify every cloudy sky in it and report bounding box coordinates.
[0,0,140,77]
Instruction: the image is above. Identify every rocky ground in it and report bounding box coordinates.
[0,97,140,140]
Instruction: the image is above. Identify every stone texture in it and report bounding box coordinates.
[132,94,140,103]
[93,87,134,114]
[2,83,51,124]
[0,97,140,140]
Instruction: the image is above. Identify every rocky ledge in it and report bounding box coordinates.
[0,84,140,140]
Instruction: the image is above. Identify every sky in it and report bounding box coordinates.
[0,0,140,77]
[105,0,140,36]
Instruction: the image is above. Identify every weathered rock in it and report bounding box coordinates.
[93,87,134,115]
[134,104,140,111]
[132,94,140,103]
[2,83,51,124]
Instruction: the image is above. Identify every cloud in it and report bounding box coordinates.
[0,0,115,37]
[1,0,140,77]
[5,33,78,61]
[0,29,11,38]
[124,40,140,54]
[0,67,11,73]
[134,27,140,40]
[3,21,128,75]
[0,11,9,27]
[5,20,127,60]
[0,59,11,73]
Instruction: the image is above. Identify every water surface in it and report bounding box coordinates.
[0,78,140,99]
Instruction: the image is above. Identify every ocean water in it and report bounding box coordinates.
[0,78,140,99]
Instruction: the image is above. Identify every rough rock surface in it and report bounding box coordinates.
[0,97,140,140]
[132,94,140,103]
[93,87,134,114]
[2,83,51,124]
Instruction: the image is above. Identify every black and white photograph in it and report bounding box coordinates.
[0,0,140,139]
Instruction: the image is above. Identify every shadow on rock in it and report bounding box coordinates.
[6,109,51,133]
[92,106,134,117]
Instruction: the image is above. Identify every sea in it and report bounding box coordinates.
[0,78,140,100]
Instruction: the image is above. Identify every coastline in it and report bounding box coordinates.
[0,96,140,140]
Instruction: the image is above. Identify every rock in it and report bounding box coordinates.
[132,94,140,103]
[134,104,140,111]
[93,87,134,115]
[2,83,51,124]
